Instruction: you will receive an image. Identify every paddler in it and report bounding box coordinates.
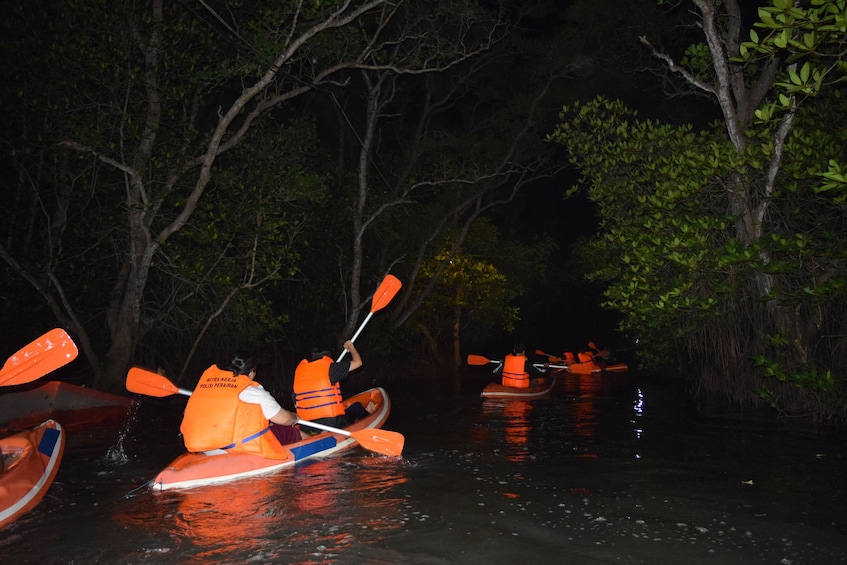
[293,340,373,430]
[180,352,307,458]
[495,343,545,388]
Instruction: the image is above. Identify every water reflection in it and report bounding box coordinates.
[560,372,600,459]
[4,371,847,564]
[632,387,644,449]
[115,453,411,564]
[482,399,533,463]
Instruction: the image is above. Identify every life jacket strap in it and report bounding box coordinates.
[218,426,271,450]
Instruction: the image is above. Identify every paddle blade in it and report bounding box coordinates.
[126,366,185,397]
[0,328,79,387]
[350,428,405,457]
[370,274,402,313]
[338,274,403,361]
[467,354,495,365]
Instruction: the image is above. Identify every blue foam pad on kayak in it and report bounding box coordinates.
[290,436,336,460]
[38,427,61,456]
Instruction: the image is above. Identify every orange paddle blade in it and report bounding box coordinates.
[350,428,405,457]
[467,354,496,365]
[126,367,191,397]
[0,328,78,386]
[339,274,404,361]
[371,274,402,312]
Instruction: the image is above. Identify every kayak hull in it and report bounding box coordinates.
[481,376,556,399]
[0,419,65,529]
[0,381,131,429]
[152,387,391,490]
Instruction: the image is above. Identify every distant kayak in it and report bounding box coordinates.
[480,376,556,399]
[0,419,65,530]
[0,381,131,429]
[152,387,393,490]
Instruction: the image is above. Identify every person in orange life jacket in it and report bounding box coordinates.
[293,340,372,430]
[180,352,308,455]
[495,343,545,388]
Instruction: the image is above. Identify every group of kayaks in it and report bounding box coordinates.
[3,326,617,528]
[1,277,407,527]
[2,325,403,530]
[467,342,629,400]
[2,278,408,528]
[535,343,629,376]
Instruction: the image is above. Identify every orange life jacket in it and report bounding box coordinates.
[179,365,288,459]
[502,354,529,388]
[293,356,345,420]
[577,351,593,363]
[563,352,576,364]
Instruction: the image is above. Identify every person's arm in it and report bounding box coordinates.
[268,407,299,426]
[343,340,362,371]
[525,359,544,376]
[240,385,298,425]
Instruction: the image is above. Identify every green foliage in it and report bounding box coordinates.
[409,219,523,349]
[0,0,391,378]
[751,348,844,418]
[548,94,847,398]
[548,97,740,365]
[736,0,847,196]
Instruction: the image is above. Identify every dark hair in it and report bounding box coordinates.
[230,352,257,376]
[512,342,525,355]
[310,347,331,361]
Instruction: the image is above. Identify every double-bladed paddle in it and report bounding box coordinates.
[125,367,404,457]
[535,349,565,363]
[469,354,567,373]
[337,274,402,362]
[0,328,79,387]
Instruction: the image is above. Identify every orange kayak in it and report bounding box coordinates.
[481,376,556,399]
[151,387,392,490]
[0,419,65,529]
[0,381,131,429]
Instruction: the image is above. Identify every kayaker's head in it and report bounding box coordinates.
[310,347,331,361]
[512,343,525,356]
[230,351,258,378]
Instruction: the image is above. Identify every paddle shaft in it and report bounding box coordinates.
[336,312,373,362]
[533,363,568,370]
[337,274,402,362]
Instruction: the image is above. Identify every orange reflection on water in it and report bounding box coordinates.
[117,454,410,563]
[115,477,287,563]
[174,479,283,561]
[483,399,533,463]
[561,373,600,459]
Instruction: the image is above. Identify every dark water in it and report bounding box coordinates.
[1,370,845,564]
